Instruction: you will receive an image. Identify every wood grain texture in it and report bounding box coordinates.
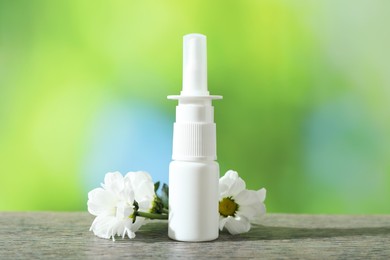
[1,212,389,259]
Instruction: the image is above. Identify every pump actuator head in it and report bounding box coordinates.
[168,33,222,101]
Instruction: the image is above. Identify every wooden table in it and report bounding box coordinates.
[1,212,389,259]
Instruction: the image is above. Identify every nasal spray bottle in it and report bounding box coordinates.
[168,34,222,242]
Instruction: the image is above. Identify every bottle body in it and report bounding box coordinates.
[168,160,219,242]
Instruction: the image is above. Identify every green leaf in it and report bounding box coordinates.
[161,183,169,209]
[154,181,160,193]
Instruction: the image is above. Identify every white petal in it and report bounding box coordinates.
[219,183,230,199]
[234,190,258,206]
[125,171,155,211]
[235,190,266,221]
[123,226,136,239]
[132,217,146,233]
[90,215,117,239]
[135,181,154,203]
[127,172,154,197]
[128,231,136,239]
[111,220,124,238]
[219,216,229,230]
[113,218,133,239]
[87,188,116,216]
[137,199,154,212]
[102,172,124,193]
[224,216,251,235]
[219,170,246,197]
[121,178,135,204]
[219,170,239,188]
[256,188,266,202]
[115,201,134,219]
[125,171,152,186]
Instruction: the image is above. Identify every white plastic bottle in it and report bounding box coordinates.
[168,34,222,242]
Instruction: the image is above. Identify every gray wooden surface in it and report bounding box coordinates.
[0,212,389,259]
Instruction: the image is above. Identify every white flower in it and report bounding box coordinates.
[219,170,266,235]
[87,171,155,240]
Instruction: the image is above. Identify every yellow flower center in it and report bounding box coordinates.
[219,197,238,217]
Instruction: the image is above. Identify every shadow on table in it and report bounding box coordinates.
[217,224,390,242]
[116,222,390,243]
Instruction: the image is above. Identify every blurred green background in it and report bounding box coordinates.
[1,0,389,213]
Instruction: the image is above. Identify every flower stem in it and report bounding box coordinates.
[136,211,168,220]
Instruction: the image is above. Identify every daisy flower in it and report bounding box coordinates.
[87,171,155,240]
[218,170,266,235]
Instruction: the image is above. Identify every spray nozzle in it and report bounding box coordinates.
[182,34,208,96]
